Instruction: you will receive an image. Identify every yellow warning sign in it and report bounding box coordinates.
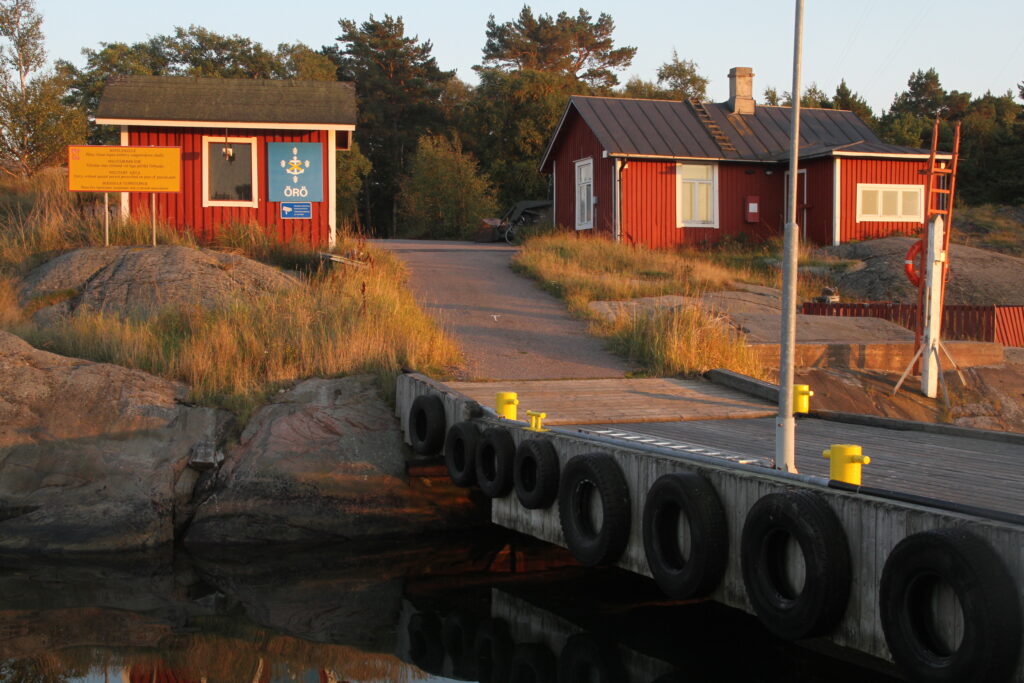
[68,146,181,193]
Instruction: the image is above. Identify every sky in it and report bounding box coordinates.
[35,0,1024,114]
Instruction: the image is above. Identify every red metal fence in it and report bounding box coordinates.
[801,302,1024,347]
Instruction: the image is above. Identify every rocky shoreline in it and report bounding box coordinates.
[0,330,483,555]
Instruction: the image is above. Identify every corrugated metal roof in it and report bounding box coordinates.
[96,75,357,126]
[540,96,931,170]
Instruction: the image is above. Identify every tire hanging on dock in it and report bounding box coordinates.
[556,633,626,683]
[740,489,851,640]
[474,618,513,683]
[475,427,516,498]
[558,453,631,567]
[642,471,729,599]
[408,394,446,455]
[879,528,1022,683]
[514,438,560,509]
[442,611,479,680]
[510,642,557,683]
[407,612,445,675]
[444,421,481,487]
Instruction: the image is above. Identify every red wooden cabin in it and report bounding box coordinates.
[96,76,356,247]
[539,67,949,248]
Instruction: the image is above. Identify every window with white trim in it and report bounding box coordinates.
[202,136,258,208]
[676,163,718,228]
[856,183,924,222]
[574,158,593,230]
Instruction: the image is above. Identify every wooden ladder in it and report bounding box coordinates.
[689,100,737,153]
[913,120,962,363]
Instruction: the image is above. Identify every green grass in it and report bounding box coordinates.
[0,175,461,420]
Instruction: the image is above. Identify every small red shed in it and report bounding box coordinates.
[96,76,356,247]
[539,67,948,248]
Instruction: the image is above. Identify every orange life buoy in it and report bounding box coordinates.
[904,240,924,287]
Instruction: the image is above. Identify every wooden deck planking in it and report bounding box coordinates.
[579,417,1024,516]
[447,378,776,425]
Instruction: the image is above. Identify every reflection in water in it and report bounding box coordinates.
[0,532,899,683]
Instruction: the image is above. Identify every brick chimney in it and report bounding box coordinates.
[728,67,755,115]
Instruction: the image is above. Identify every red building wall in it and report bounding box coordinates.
[618,160,785,248]
[550,111,614,236]
[126,127,331,245]
[838,157,931,243]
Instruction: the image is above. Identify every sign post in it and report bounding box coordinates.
[68,146,181,247]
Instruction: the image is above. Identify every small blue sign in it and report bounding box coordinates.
[268,142,323,202]
[280,202,312,220]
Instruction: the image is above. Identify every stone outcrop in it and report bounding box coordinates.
[19,245,298,322]
[185,376,484,547]
[0,331,228,553]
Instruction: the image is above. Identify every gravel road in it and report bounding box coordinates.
[378,240,631,381]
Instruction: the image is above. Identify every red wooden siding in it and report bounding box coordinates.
[618,160,785,248]
[802,302,1024,347]
[837,157,930,243]
[802,158,834,245]
[127,127,331,245]
[550,111,613,236]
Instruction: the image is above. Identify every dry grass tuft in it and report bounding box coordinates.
[515,233,770,380]
[0,177,461,419]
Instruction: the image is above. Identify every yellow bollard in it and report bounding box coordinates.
[794,384,814,414]
[823,444,871,485]
[496,391,519,420]
[526,410,549,432]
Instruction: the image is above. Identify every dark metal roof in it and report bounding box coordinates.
[96,75,357,126]
[540,96,932,171]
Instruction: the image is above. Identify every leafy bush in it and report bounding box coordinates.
[398,135,497,239]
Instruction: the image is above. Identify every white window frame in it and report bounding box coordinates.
[675,162,719,228]
[202,135,259,208]
[574,158,594,230]
[855,183,924,223]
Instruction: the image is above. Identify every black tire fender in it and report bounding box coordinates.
[475,427,516,498]
[444,421,481,487]
[409,394,446,455]
[510,642,556,683]
[642,471,729,599]
[557,633,625,683]
[442,611,479,679]
[879,528,1022,683]
[514,438,560,509]
[407,611,444,674]
[557,453,631,567]
[740,489,851,640]
[474,618,513,683]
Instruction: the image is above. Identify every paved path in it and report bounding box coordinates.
[377,240,631,381]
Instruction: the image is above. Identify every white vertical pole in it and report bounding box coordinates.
[104,193,109,247]
[921,215,945,398]
[328,130,338,248]
[775,0,804,473]
[119,126,130,221]
[151,193,156,247]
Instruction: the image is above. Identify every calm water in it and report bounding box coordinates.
[0,530,899,682]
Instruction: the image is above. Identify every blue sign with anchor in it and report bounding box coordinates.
[267,142,323,202]
[280,202,312,219]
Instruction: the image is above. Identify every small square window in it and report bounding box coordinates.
[202,136,258,208]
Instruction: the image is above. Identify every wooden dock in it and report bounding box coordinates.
[396,372,1024,683]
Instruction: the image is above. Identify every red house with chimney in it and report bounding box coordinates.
[96,76,357,247]
[539,67,948,248]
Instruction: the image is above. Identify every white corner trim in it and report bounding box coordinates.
[119,126,130,219]
[201,135,259,208]
[833,158,842,246]
[328,130,338,248]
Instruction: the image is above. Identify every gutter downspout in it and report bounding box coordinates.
[612,158,623,242]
